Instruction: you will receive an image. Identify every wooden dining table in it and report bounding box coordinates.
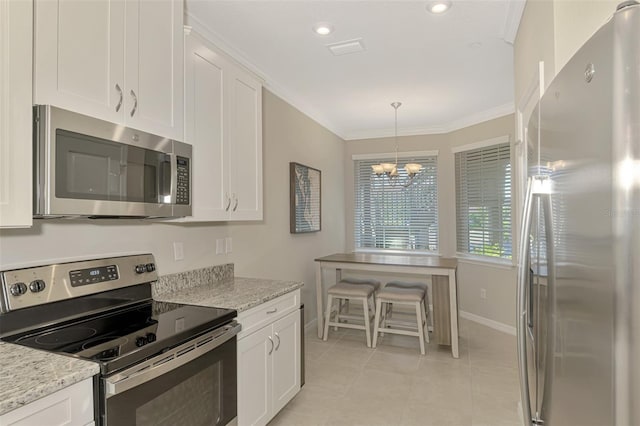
[314,252,460,358]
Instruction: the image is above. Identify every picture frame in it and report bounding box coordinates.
[290,162,321,233]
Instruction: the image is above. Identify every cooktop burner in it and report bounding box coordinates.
[5,300,236,374]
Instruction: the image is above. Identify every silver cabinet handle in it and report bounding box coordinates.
[517,176,535,426]
[266,308,277,314]
[115,84,123,112]
[130,89,138,117]
[274,332,281,351]
[225,194,231,211]
[268,336,274,355]
[232,194,238,212]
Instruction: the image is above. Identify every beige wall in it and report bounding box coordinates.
[0,89,346,325]
[515,0,618,102]
[229,90,346,322]
[344,114,518,327]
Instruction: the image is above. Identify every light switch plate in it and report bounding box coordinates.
[173,242,184,261]
[225,237,232,254]
[216,239,224,255]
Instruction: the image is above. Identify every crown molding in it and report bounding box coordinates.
[185,12,515,143]
[502,0,526,44]
[343,102,515,141]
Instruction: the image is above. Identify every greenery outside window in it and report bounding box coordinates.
[454,139,512,260]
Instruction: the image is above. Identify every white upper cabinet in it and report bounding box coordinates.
[0,0,33,228]
[227,69,263,220]
[181,31,263,222]
[33,0,183,140]
[124,0,183,138]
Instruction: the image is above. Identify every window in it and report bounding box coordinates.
[354,154,438,252]
[455,140,512,259]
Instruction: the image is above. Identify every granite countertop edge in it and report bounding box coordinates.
[154,276,304,312]
[0,342,99,416]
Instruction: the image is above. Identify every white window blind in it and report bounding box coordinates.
[354,156,438,252]
[455,142,512,259]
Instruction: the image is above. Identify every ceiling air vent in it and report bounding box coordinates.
[326,38,365,56]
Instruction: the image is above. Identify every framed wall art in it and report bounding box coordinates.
[290,162,321,233]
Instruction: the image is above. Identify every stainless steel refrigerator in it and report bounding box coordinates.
[517,2,640,425]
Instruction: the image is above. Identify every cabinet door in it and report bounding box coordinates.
[237,326,273,426]
[125,0,184,140]
[271,310,301,414]
[227,68,263,220]
[33,0,125,124]
[181,33,229,222]
[0,0,32,228]
[0,378,94,425]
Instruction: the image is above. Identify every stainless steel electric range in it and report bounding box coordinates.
[0,254,239,426]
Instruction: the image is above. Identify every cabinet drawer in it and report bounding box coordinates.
[238,290,299,339]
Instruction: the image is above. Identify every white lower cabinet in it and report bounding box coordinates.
[237,292,301,426]
[0,378,94,426]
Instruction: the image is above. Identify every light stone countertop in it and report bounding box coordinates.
[0,341,99,416]
[154,277,304,312]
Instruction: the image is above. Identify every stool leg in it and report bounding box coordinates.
[416,302,426,355]
[363,296,372,348]
[323,295,334,341]
[334,298,340,331]
[421,300,430,343]
[372,298,382,348]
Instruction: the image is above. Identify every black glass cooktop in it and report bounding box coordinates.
[4,300,236,375]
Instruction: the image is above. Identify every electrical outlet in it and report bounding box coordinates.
[480,288,487,299]
[173,242,184,261]
[225,237,232,254]
[216,239,224,255]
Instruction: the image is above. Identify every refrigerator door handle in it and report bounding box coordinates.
[517,176,535,426]
[535,188,555,426]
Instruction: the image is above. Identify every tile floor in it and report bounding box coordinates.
[269,318,522,426]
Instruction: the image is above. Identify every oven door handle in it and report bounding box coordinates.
[104,321,241,397]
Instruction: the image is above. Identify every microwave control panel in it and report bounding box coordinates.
[176,156,190,205]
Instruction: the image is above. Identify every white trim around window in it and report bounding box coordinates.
[450,135,510,154]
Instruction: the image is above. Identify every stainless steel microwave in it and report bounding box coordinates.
[33,105,192,218]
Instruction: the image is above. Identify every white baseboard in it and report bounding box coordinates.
[460,310,516,336]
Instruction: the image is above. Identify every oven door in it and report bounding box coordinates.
[102,322,239,426]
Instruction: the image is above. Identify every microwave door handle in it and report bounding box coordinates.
[169,153,178,205]
[517,176,535,426]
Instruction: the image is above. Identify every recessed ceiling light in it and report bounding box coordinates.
[427,1,452,14]
[313,22,334,36]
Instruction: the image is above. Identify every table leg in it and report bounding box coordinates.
[315,262,324,338]
[448,269,459,358]
[336,268,342,283]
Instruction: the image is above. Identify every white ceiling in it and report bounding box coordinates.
[186,1,524,140]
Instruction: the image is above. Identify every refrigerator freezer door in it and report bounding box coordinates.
[535,8,617,426]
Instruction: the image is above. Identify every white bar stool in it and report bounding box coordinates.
[335,278,380,326]
[372,286,429,354]
[385,280,430,338]
[323,282,375,347]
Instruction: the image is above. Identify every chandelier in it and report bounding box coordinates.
[371,102,422,187]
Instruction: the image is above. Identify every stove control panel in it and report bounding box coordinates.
[0,254,157,312]
[70,265,118,287]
